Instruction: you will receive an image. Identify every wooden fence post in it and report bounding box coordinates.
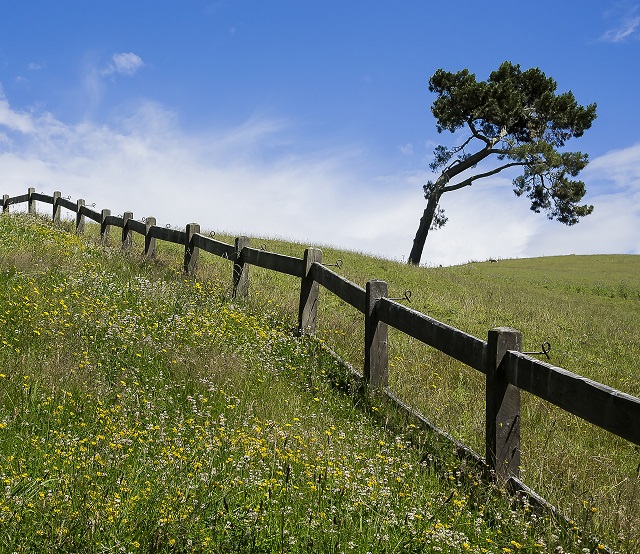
[3,194,9,213]
[233,236,250,298]
[76,199,85,234]
[298,248,322,335]
[145,217,156,257]
[184,223,200,274]
[122,212,133,251]
[486,327,522,483]
[100,209,111,245]
[53,191,61,222]
[28,187,36,215]
[365,279,389,389]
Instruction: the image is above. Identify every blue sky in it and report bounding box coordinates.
[1,1,639,265]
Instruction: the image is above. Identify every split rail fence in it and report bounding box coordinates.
[3,188,640,507]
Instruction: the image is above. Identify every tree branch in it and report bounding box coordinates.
[441,161,527,193]
[467,118,491,145]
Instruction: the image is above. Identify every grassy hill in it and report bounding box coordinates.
[0,212,637,552]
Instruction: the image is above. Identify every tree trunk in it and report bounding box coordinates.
[408,193,440,265]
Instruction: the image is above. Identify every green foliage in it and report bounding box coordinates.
[410,61,597,265]
[429,62,596,146]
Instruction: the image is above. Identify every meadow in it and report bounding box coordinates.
[0,211,636,552]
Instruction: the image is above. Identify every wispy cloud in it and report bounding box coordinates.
[101,52,145,76]
[397,143,414,156]
[0,93,638,266]
[600,4,640,42]
[0,87,34,133]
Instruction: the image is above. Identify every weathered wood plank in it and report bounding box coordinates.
[53,192,61,222]
[144,217,156,257]
[6,193,29,206]
[310,263,366,313]
[148,225,187,245]
[486,328,521,482]
[104,215,124,228]
[28,188,36,214]
[57,197,77,212]
[233,237,250,298]
[100,209,111,244]
[122,212,134,251]
[76,200,85,234]
[364,280,389,388]
[377,298,487,372]
[184,223,200,275]
[31,192,53,204]
[298,248,322,335]
[242,247,305,278]
[192,234,236,260]
[505,351,640,446]
[79,205,102,222]
[126,218,147,235]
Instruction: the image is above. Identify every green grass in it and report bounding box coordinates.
[171,227,640,552]
[0,212,634,552]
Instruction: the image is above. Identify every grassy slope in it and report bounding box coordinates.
[202,231,640,552]
[0,213,636,552]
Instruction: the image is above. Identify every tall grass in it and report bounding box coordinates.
[174,230,640,552]
[0,213,591,553]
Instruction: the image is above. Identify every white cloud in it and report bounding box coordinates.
[0,88,34,133]
[601,15,640,41]
[101,52,145,77]
[397,143,413,156]
[600,4,640,42]
[0,93,638,267]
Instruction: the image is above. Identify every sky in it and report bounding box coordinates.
[0,1,639,266]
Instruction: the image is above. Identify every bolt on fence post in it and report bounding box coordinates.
[233,236,250,298]
[364,279,389,389]
[53,191,61,223]
[76,199,85,234]
[184,223,200,274]
[486,327,522,483]
[3,194,9,213]
[28,187,36,215]
[100,209,111,245]
[298,248,322,336]
[144,217,157,258]
[122,212,133,251]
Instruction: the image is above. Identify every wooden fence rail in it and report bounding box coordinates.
[4,188,640,502]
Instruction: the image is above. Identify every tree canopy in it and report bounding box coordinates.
[408,61,597,265]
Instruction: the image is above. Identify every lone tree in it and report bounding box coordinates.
[408,61,597,265]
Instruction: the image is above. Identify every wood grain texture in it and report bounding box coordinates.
[243,247,305,278]
[505,351,640,446]
[310,263,366,313]
[377,298,487,372]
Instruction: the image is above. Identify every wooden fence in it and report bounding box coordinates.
[4,188,640,506]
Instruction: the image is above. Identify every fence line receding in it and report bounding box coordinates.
[4,187,639,515]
